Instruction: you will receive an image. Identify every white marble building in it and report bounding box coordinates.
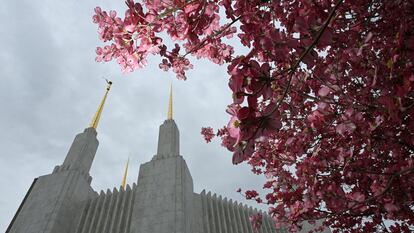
[7,83,325,233]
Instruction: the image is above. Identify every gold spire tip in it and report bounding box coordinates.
[167,84,173,120]
[90,79,112,129]
[121,157,129,189]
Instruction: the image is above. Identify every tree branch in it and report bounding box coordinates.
[271,0,344,115]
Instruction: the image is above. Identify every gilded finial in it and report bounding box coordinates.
[121,157,129,189]
[167,84,173,120]
[90,79,112,129]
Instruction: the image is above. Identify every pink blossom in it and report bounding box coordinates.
[336,122,356,136]
[201,127,215,143]
[384,203,399,213]
[318,86,331,97]
[348,192,365,202]
[249,213,263,232]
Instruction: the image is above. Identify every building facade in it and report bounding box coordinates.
[6,83,325,233]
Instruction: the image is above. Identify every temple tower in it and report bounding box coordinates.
[7,81,112,233]
[129,85,194,233]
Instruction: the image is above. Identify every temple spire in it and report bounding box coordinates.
[167,84,173,120]
[156,84,179,158]
[121,158,129,189]
[90,80,112,129]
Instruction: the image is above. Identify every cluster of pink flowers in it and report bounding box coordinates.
[94,0,414,232]
[249,212,263,232]
[201,127,215,143]
[93,0,235,78]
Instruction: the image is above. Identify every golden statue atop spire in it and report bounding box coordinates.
[167,84,173,120]
[121,157,129,189]
[90,79,112,129]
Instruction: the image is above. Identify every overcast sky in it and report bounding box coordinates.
[0,0,268,231]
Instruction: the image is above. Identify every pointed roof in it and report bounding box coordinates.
[167,84,173,120]
[90,80,112,129]
[121,158,129,189]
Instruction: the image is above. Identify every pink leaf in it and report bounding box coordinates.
[318,86,331,97]
[384,203,399,213]
[349,192,365,202]
[336,122,356,136]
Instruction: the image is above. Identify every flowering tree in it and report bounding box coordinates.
[93,0,414,232]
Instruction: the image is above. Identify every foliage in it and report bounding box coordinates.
[93,0,414,232]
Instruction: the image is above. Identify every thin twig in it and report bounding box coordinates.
[183,15,242,57]
[241,0,344,147]
[271,0,344,115]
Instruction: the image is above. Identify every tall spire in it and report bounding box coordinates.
[121,158,129,189]
[156,84,179,158]
[167,84,173,120]
[90,80,112,129]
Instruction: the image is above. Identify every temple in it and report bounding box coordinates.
[6,82,327,233]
